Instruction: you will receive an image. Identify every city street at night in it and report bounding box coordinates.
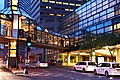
[1,65,120,80]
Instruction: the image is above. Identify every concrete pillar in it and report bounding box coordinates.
[116,49,120,63]
[92,52,96,62]
[67,52,70,66]
[43,48,46,61]
[107,57,109,62]
[76,54,78,63]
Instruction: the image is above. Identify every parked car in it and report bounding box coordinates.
[74,61,96,72]
[36,61,48,68]
[48,60,56,65]
[94,62,120,77]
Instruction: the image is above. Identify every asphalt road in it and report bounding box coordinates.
[1,65,120,80]
[27,66,120,80]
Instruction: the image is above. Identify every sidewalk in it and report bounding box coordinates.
[9,63,36,75]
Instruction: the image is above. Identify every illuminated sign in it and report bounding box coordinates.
[10,50,16,57]
[11,0,18,11]
[10,40,17,57]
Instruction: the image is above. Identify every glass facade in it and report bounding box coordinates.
[31,0,88,32]
[59,0,120,47]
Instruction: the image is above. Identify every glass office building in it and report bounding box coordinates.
[60,0,120,47]
[59,0,120,66]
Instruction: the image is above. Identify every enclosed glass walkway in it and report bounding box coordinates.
[0,6,69,50]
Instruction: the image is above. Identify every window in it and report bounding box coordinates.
[117,23,120,29]
[49,0,55,3]
[56,1,62,4]
[97,7,102,13]
[104,63,111,67]
[112,64,120,68]
[107,12,114,18]
[105,26,112,32]
[69,3,75,6]
[65,9,69,11]
[97,3,102,8]
[42,0,48,2]
[97,28,104,34]
[70,9,74,11]
[103,0,109,6]
[107,7,114,13]
[79,62,86,65]
[91,1,96,7]
[63,2,68,5]
[88,62,96,65]
[97,23,103,29]
[103,4,109,10]
[117,0,120,3]
[104,20,112,26]
[92,10,96,15]
[110,1,116,7]
[56,14,62,16]
[100,10,106,16]
[90,26,96,31]
[100,15,106,21]
[76,4,81,6]
[49,14,54,16]
[94,14,99,19]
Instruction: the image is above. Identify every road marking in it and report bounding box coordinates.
[34,74,39,75]
[109,77,113,79]
[98,76,103,78]
[53,74,63,77]
[70,77,74,79]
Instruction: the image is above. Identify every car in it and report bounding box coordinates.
[94,62,120,77]
[74,61,96,72]
[48,60,56,65]
[36,61,48,68]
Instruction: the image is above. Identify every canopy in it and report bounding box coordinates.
[0,7,34,20]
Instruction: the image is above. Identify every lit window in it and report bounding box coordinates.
[49,6,51,9]
[117,23,120,29]
[114,24,117,30]
[63,2,68,5]
[63,15,65,16]
[49,14,54,16]
[56,1,62,4]
[46,6,49,8]
[69,3,75,6]
[70,9,74,11]
[56,14,62,16]
[42,0,48,2]
[65,9,69,11]
[76,4,81,6]
[49,0,55,3]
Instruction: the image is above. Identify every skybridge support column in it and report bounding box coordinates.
[116,49,120,63]
[67,52,70,66]
[43,48,46,61]
[92,52,96,62]
[8,15,20,69]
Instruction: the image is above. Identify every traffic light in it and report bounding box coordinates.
[26,37,31,47]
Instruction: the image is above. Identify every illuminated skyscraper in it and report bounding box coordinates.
[31,0,88,32]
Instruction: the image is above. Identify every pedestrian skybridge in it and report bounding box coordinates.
[0,7,69,51]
